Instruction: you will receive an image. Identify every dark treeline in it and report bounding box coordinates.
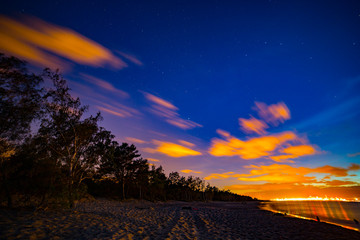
[0,54,256,209]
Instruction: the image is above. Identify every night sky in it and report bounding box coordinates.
[1,0,360,200]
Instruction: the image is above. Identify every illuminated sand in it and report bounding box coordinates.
[1,200,360,239]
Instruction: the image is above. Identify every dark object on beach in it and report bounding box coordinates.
[273,212,285,216]
[354,219,359,224]
[182,206,192,210]
[316,216,320,222]
[135,207,149,210]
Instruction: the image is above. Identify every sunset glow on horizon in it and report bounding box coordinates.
[1,1,359,200]
[272,196,359,202]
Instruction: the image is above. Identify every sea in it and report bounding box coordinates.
[261,201,360,231]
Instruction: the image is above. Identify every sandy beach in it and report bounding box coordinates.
[1,199,360,240]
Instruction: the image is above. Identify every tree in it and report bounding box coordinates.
[0,54,43,207]
[38,70,102,208]
[149,165,167,201]
[99,142,141,199]
[130,158,149,199]
[0,54,43,141]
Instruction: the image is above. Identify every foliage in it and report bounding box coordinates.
[0,54,43,207]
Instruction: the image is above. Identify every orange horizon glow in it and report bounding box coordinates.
[272,196,360,202]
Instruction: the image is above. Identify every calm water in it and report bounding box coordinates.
[261,201,360,231]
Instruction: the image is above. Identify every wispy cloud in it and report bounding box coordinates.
[147,158,160,162]
[80,73,129,98]
[143,92,202,129]
[0,15,130,71]
[69,81,140,119]
[96,101,139,118]
[253,101,290,126]
[144,140,202,157]
[239,116,268,135]
[178,140,195,147]
[348,152,360,157]
[181,169,202,174]
[204,172,237,180]
[125,137,146,144]
[117,51,143,66]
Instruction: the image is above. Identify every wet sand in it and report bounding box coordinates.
[1,199,360,239]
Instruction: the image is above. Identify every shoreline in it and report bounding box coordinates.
[259,200,360,232]
[1,199,360,239]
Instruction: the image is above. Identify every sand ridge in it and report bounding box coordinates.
[1,199,360,239]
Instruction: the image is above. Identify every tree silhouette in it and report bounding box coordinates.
[0,54,43,207]
[100,142,142,199]
[37,69,102,207]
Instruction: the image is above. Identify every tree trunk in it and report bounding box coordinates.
[68,181,74,208]
[0,163,12,208]
[122,180,125,200]
[139,185,142,199]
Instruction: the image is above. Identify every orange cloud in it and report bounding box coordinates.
[80,73,129,98]
[239,116,268,135]
[209,130,299,159]
[204,172,238,180]
[209,129,318,162]
[145,140,202,157]
[0,15,126,70]
[147,158,160,162]
[143,92,202,129]
[181,169,202,174]
[144,92,177,110]
[216,129,231,138]
[270,145,317,162]
[125,137,146,144]
[236,164,316,183]
[254,101,290,126]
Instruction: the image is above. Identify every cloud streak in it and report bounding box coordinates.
[144,140,202,157]
[143,92,202,129]
[80,73,129,98]
[181,169,202,174]
[69,81,139,119]
[239,116,268,135]
[0,15,129,71]
[125,137,146,144]
[348,152,360,157]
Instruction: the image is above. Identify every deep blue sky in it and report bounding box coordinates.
[1,0,360,199]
